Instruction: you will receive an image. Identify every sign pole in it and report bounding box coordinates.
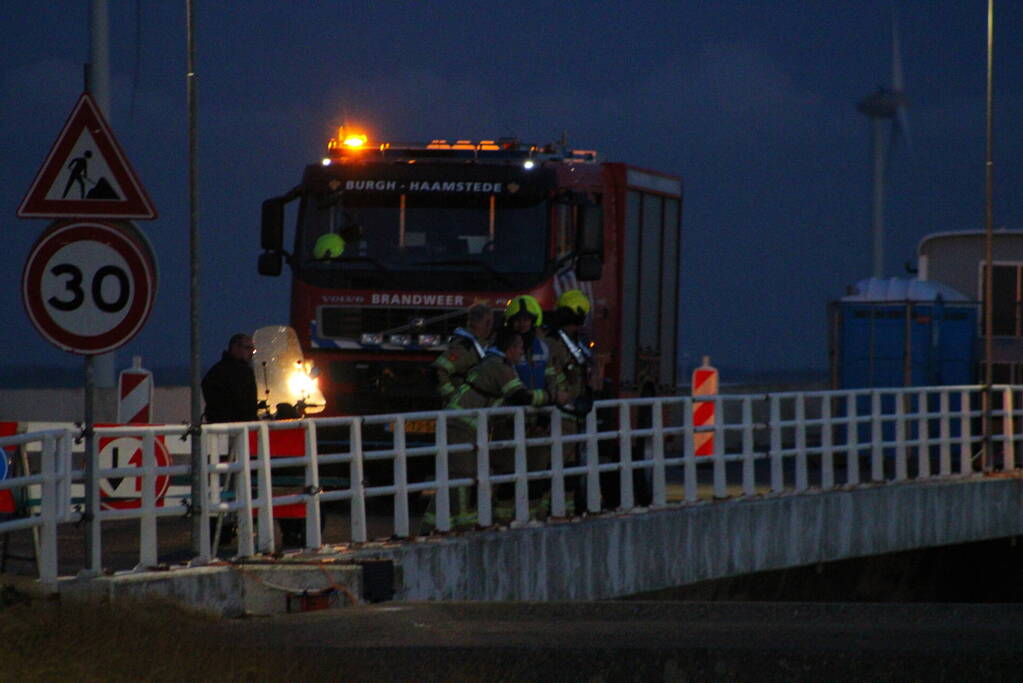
[82,0,109,574]
[83,354,101,574]
[187,0,204,556]
[89,0,116,389]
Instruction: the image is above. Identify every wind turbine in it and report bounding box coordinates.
[857,18,910,279]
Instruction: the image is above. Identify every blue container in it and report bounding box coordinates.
[832,300,979,389]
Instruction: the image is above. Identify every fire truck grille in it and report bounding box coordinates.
[329,359,443,416]
[319,306,467,339]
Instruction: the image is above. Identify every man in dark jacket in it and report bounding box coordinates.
[202,333,258,423]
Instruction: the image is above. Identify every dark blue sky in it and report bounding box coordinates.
[3,2,1022,383]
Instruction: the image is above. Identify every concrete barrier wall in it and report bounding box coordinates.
[0,387,191,423]
[370,477,1023,601]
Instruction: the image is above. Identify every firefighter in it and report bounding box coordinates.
[501,295,559,519]
[546,289,598,515]
[422,329,568,532]
[502,295,551,392]
[430,303,494,402]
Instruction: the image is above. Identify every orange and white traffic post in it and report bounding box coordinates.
[691,356,719,456]
[117,356,154,424]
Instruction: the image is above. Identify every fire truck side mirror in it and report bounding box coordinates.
[261,198,285,251]
[576,203,603,253]
[576,253,602,281]
[575,203,604,281]
[258,251,283,276]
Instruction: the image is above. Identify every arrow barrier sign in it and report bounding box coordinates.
[97,434,171,510]
[22,220,158,355]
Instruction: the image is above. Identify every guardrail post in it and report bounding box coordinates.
[585,408,600,513]
[939,391,952,476]
[742,397,755,496]
[871,391,883,482]
[651,400,666,507]
[895,393,907,481]
[433,414,450,532]
[960,389,973,474]
[513,410,529,524]
[195,431,212,563]
[550,409,566,517]
[769,395,783,494]
[393,416,410,538]
[712,396,726,499]
[303,421,322,549]
[254,424,275,554]
[820,396,833,491]
[86,432,102,575]
[847,392,860,486]
[37,434,58,587]
[683,398,697,503]
[918,389,931,479]
[350,418,367,543]
[794,394,808,492]
[476,412,492,527]
[1003,387,1015,471]
[618,403,634,510]
[56,431,74,521]
[235,430,255,558]
[138,430,158,569]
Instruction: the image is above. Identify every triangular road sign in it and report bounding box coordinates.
[17,93,157,220]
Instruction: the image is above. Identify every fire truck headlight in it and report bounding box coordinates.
[417,333,440,347]
[287,370,318,400]
[321,158,332,166]
[361,333,384,346]
[523,159,536,170]
[388,334,411,346]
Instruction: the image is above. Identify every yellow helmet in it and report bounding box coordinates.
[313,233,345,259]
[557,289,590,318]
[504,295,543,328]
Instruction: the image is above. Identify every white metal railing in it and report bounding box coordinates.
[2,384,1020,582]
[0,429,76,585]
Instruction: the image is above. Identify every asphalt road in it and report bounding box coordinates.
[207,600,1023,681]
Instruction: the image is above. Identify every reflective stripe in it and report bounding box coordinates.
[423,487,478,530]
[531,389,547,406]
[557,329,590,366]
[452,329,486,360]
[448,384,471,409]
[501,377,524,395]
[434,356,456,372]
[439,382,455,397]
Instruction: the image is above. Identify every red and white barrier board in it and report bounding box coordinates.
[117,357,154,424]
[691,356,719,457]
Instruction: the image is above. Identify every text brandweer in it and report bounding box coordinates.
[371,293,465,306]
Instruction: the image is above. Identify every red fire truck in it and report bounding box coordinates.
[258,131,683,421]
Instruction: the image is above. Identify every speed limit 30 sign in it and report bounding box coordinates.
[22,219,157,355]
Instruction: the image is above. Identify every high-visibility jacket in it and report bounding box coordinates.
[431,328,487,400]
[447,349,552,429]
[512,331,553,395]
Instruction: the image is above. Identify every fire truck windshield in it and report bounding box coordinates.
[298,187,551,290]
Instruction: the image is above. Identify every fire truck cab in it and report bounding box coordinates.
[259,131,683,419]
